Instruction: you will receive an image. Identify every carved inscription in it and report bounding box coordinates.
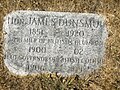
[3,11,108,76]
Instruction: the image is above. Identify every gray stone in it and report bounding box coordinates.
[3,11,108,76]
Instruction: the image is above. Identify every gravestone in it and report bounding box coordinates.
[3,11,108,76]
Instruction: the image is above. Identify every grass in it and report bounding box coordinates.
[0,0,120,90]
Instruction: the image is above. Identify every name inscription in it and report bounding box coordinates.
[3,11,107,76]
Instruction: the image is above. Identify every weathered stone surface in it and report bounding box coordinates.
[3,11,108,76]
